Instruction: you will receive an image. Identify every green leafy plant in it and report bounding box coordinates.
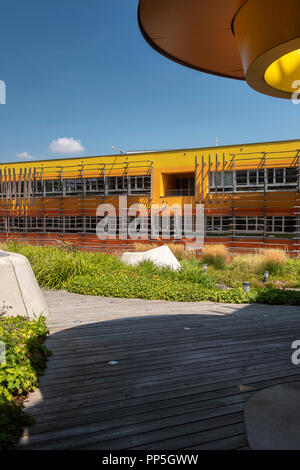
[6,241,300,305]
[0,315,50,449]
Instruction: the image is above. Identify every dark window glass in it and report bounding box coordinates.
[266,217,273,232]
[275,169,284,184]
[107,177,116,191]
[249,171,257,185]
[206,217,212,231]
[284,217,296,233]
[236,171,247,185]
[286,168,297,184]
[248,218,256,231]
[257,218,265,231]
[222,217,231,230]
[236,217,247,230]
[274,217,283,232]
[258,170,265,184]
[267,169,274,184]
[224,172,233,187]
[214,217,221,230]
[36,181,43,193]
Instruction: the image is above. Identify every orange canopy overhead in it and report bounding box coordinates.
[138,0,246,80]
[138,0,300,99]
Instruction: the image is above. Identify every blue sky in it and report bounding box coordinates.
[0,0,299,163]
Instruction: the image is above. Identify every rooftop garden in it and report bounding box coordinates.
[2,241,300,306]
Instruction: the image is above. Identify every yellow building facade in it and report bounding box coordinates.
[0,138,299,254]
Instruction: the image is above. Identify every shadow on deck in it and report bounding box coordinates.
[18,292,300,450]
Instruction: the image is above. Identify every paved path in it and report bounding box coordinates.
[18,291,300,450]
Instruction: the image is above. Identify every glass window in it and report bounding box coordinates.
[224,172,233,187]
[284,217,296,233]
[35,181,43,193]
[215,172,222,187]
[286,167,297,184]
[235,217,247,231]
[257,218,265,231]
[136,177,144,189]
[214,217,221,230]
[275,168,284,184]
[258,170,265,184]
[248,217,257,231]
[45,180,53,193]
[274,217,283,232]
[236,171,247,185]
[266,217,273,232]
[222,217,231,230]
[144,176,151,189]
[249,171,257,185]
[206,217,212,231]
[107,177,116,191]
[267,169,274,184]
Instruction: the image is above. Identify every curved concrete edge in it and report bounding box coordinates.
[244,381,300,450]
[0,250,49,319]
[121,245,182,271]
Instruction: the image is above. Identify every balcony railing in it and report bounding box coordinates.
[164,189,195,197]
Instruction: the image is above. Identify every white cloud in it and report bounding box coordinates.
[16,152,37,160]
[49,137,85,155]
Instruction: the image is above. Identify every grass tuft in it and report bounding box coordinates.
[202,244,228,269]
[259,248,287,275]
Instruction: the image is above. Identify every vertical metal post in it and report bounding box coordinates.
[3,169,7,201]
[17,169,22,204]
[32,167,36,204]
[201,155,204,204]
[104,167,108,196]
[215,154,218,201]
[232,156,236,246]
[222,153,225,202]
[61,167,65,197]
[0,170,3,206]
[232,157,236,193]
[208,154,211,197]
[28,167,32,206]
[263,155,267,239]
[194,155,197,204]
[24,168,27,200]
[127,164,131,196]
[298,155,300,193]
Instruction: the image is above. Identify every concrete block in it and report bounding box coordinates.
[0,250,49,319]
[121,245,182,271]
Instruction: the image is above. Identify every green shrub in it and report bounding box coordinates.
[0,315,50,449]
[6,242,300,305]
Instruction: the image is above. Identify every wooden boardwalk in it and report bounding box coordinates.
[18,290,300,450]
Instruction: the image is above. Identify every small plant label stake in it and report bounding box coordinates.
[0,301,12,317]
[0,341,5,365]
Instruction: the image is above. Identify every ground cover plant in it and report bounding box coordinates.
[4,241,300,306]
[0,314,50,449]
